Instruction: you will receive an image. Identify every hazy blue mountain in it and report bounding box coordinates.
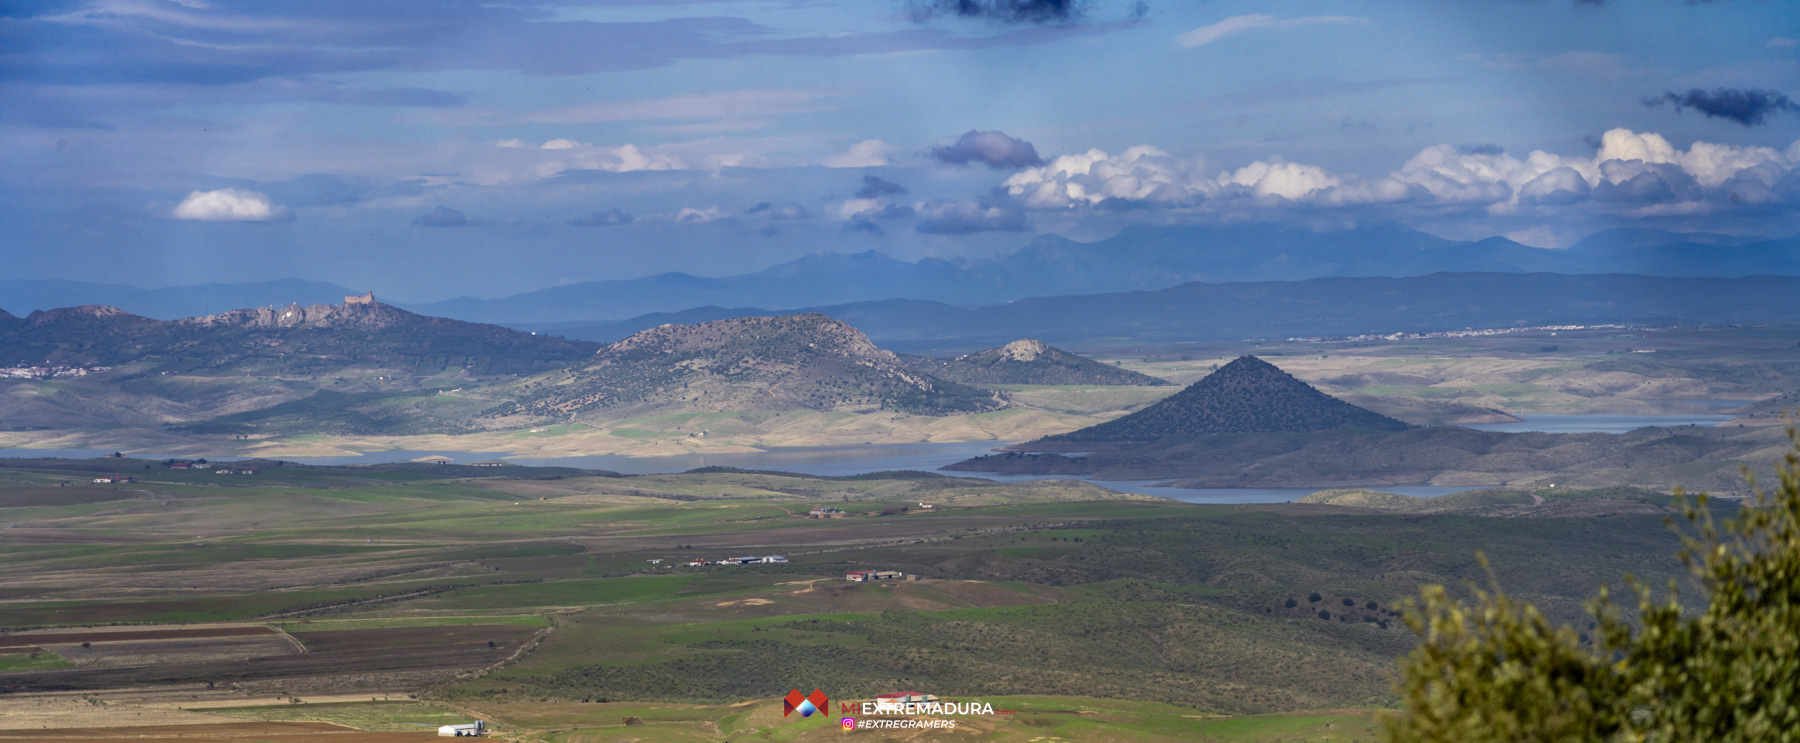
[9,226,1797,327]
[0,278,359,320]
[408,251,994,324]
[525,273,1800,354]
[421,224,1800,324]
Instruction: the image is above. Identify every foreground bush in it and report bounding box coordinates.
[1389,428,1800,742]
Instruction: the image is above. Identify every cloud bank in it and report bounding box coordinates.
[999,128,1800,217]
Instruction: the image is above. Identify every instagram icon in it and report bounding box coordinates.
[841,717,856,731]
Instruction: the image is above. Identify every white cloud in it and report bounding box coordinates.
[1002,146,1210,208]
[822,139,893,168]
[170,188,294,222]
[1219,160,1344,200]
[1178,14,1369,48]
[494,138,526,148]
[540,138,581,150]
[1000,128,1800,217]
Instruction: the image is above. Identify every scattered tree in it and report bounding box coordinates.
[1308,592,1322,603]
[1285,598,1298,608]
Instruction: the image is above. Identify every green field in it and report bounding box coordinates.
[0,454,1730,742]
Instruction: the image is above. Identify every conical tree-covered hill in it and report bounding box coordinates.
[1040,355,1411,443]
[903,339,1172,386]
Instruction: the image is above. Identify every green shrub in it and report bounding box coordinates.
[1388,426,1800,742]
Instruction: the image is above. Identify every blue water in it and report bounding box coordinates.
[0,408,1744,503]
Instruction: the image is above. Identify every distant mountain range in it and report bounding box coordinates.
[0,300,596,375]
[523,273,1800,354]
[5,225,1796,324]
[413,224,1800,323]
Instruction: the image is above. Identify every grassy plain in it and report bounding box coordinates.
[0,454,1730,741]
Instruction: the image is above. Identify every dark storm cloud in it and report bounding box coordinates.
[907,0,1088,25]
[1642,88,1800,127]
[928,130,1044,169]
[915,197,1027,234]
[412,206,472,227]
[1457,144,1505,156]
[854,175,908,199]
[568,209,633,227]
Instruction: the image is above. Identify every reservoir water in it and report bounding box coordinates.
[0,406,1744,502]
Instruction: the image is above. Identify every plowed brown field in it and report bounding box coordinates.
[0,627,275,647]
[0,721,437,741]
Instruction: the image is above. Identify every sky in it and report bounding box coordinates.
[3,0,1798,301]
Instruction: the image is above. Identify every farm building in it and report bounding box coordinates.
[808,507,846,518]
[846,570,904,582]
[438,720,486,736]
[760,555,788,563]
[91,476,133,484]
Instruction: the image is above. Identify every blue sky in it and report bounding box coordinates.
[3,0,1797,300]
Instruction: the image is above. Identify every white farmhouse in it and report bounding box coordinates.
[438,720,486,736]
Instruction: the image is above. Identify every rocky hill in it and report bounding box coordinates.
[1036,355,1410,444]
[491,314,1002,420]
[902,339,1171,387]
[0,300,597,375]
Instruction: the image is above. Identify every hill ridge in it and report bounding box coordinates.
[0,299,597,374]
[493,313,1002,420]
